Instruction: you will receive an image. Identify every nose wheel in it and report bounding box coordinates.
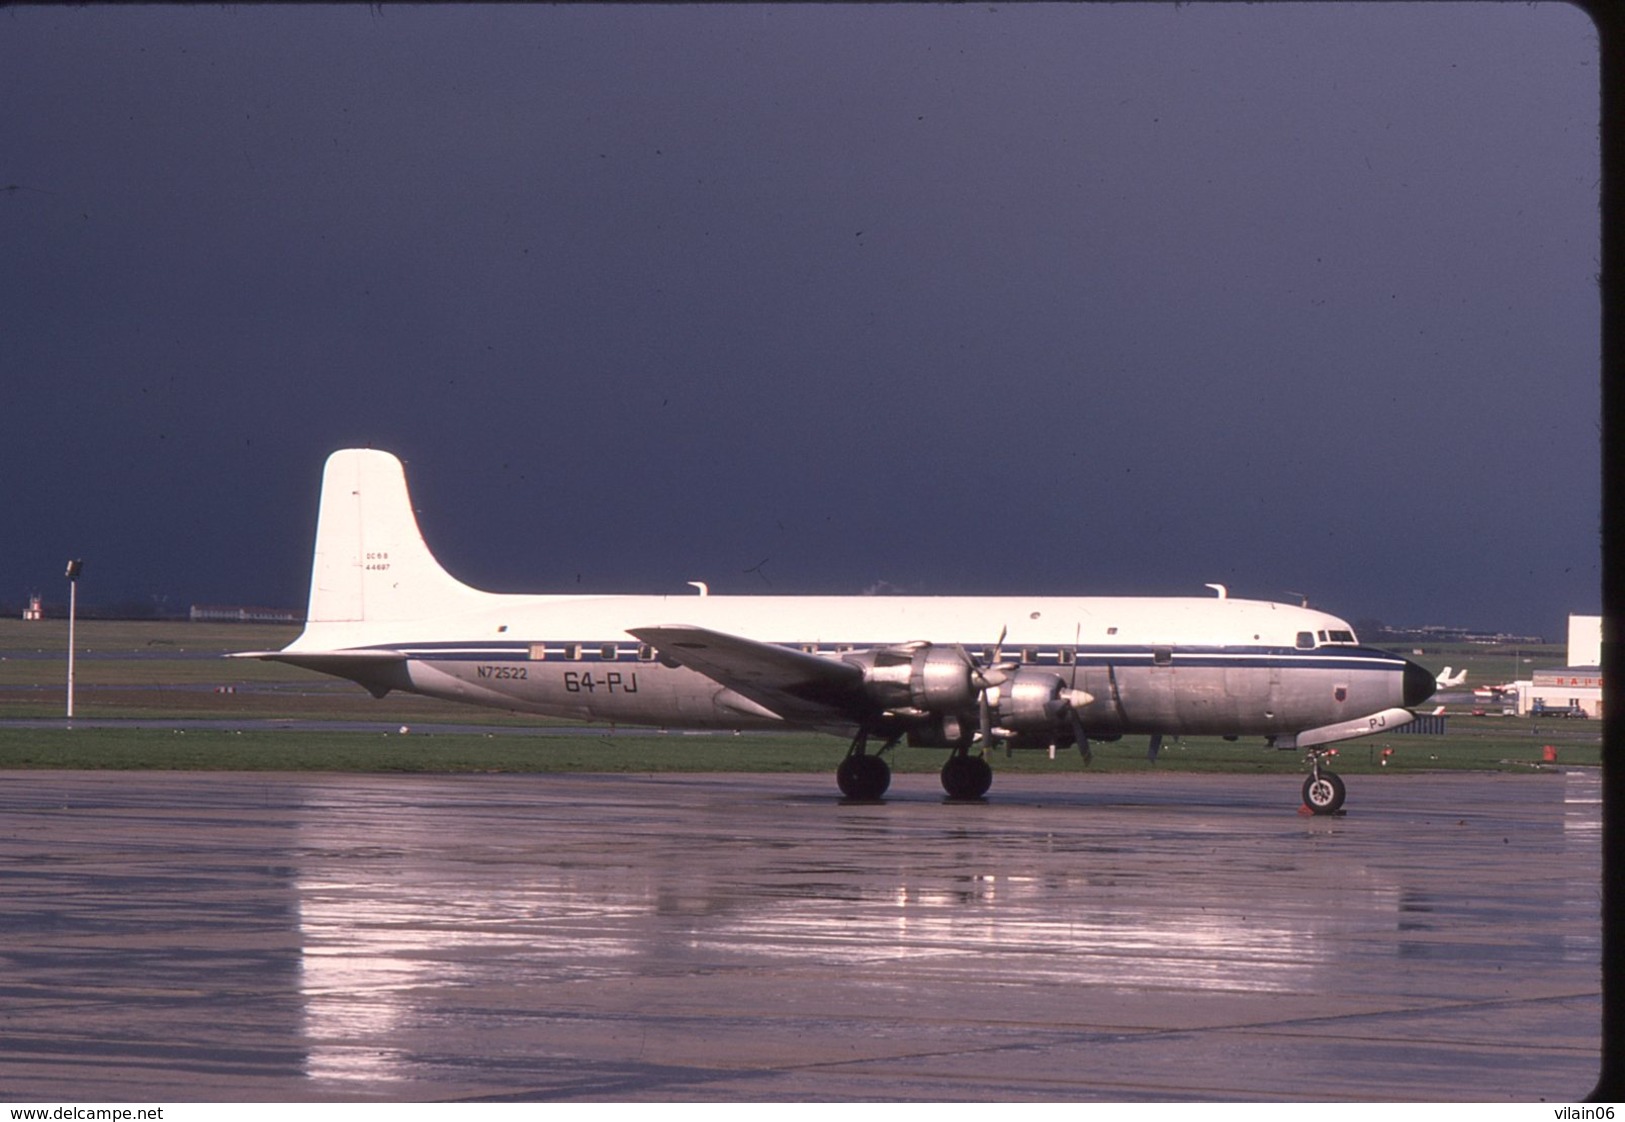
[1302,752,1346,815]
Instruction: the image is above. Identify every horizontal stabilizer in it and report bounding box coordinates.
[230,648,410,698]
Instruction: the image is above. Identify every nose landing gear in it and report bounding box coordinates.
[1302,749,1347,815]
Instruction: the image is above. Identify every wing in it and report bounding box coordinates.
[628,624,871,726]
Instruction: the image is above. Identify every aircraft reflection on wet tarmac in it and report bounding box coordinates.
[0,770,1601,1101]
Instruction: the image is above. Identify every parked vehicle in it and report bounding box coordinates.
[1530,698,1588,719]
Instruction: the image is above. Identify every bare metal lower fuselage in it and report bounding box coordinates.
[352,635,1421,746]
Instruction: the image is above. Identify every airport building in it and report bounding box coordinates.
[189,604,301,624]
[1515,614,1602,718]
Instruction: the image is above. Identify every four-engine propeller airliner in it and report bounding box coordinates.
[239,449,1436,813]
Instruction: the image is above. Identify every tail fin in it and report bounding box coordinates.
[305,449,486,625]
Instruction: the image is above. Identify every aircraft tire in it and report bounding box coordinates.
[1302,771,1346,815]
[941,754,993,800]
[837,754,890,800]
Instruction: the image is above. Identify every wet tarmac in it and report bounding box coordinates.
[0,769,1602,1102]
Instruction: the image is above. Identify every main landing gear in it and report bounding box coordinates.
[835,730,995,801]
[940,749,993,800]
[836,729,896,800]
[1301,749,1347,815]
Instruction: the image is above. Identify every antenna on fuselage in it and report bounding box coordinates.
[1204,583,1228,599]
[687,581,710,596]
[1285,590,1310,607]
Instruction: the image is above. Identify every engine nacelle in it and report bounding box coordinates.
[991,668,1069,732]
[845,648,1086,744]
[843,646,915,710]
[908,645,979,710]
[844,644,978,713]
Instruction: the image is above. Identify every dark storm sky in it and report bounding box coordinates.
[0,3,1601,639]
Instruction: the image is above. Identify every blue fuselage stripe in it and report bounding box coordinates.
[361,640,1405,673]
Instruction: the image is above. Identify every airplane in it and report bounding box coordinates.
[1436,666,1468,689]
[237,449,1436,814]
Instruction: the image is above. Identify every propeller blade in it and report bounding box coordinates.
[979,626,1008,681]
[1069,707,1092,765]
[1071,622,1081,691]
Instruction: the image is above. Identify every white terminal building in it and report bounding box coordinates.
[1515,614,1602,719]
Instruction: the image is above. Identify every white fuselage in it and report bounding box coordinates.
[285,592,1420,741]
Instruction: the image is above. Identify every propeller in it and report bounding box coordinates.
[1070,622,1091,764]
[956,626,1012,752]
[909,625,1104,761]
[960,625,1096,758]
[963,625,1011,687]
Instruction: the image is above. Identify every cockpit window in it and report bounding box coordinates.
[1296,631,1315,650]
[1311,629,1357,646]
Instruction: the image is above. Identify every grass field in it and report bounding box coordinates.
[0,618,1600,774]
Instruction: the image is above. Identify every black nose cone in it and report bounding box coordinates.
[1402,659,1436,708]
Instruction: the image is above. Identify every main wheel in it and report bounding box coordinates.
[837,754,891,800]
[1302,771,1346,815]
[941,754,993,800]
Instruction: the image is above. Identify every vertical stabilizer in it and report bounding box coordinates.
[306,449,484,625]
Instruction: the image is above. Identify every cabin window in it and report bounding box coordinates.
[1296,632,1315,650]
[562,643,581,661]
[1152,646,1173,667]
[600,644,618,661]
[637,644,656,662]
[801,643,819,654]
[1021,648,1038,664]
[528,644,548,661]
[1058,648,1075,666]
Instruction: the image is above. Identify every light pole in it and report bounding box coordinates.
[65,559,82,719]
